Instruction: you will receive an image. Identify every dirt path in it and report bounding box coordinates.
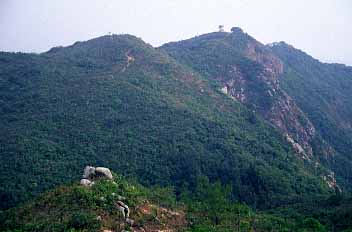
[121,50,135,72]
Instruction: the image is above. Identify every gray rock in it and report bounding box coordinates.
[116,201,130,218]
[95,167,113,180]
[126,218,134,226]
[116,205,127,218]
[80,178,94,187]
[83,166,95,179]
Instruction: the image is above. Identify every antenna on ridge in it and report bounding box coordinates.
[218,25,225,32]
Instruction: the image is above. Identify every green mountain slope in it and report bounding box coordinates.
[160,29,320,161]
[0,34,330,210]
[160,28,351,191]
[269,42,352,189]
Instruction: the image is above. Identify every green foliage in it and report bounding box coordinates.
[0,34,330,211]
[148,186,177,208]
[67,212,101,231]
[181,176,331,231]
[0,175,152,232]
[268,193,352,231]
[298,218,327,232]
[1,176,339,232]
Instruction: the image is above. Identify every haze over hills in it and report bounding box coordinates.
[0,27,352,231]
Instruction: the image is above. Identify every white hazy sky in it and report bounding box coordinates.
[1,0,351,65]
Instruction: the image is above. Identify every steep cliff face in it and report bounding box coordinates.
[162,29,317,160]
[269,41,352,189]
[231,31,318,159]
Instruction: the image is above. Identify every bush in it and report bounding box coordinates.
[67,212,101,231]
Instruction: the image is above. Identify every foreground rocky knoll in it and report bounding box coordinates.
[3,167,351,232]
[1,167,187,232]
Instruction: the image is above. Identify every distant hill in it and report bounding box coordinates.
[0,34,331,211]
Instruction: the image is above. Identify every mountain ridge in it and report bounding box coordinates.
[161,29,342,188]
[1,32,333,212]
[1,28,352,231]
[161,27,352,192]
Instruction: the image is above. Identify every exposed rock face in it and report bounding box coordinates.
[266,92,316,158]
[134,201,187,232]
[218,30,316,159]
[323,171,341,192]
[219,30,341,189]
[243,39,284,75]
[161,28,340,190]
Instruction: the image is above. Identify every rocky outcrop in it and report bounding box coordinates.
[79,166,135,228]
[80,166,113,187]
[266,92,316,158]
[323,171,341,192]
[116,200,130,219]
[218,29,317,159]
[79,166,135,225]
[217,30,343,190]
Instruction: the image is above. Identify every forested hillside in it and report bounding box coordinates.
[0,34,330,211]
[161,28,352,192]
[1,29,352,231]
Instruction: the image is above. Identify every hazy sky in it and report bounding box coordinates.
[1,0,351,65]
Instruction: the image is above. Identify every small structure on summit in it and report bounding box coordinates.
[218,25,225,32]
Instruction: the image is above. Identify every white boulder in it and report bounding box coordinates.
[80,178,94,187]
[95,167,113,180]
[83,166,95,179]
